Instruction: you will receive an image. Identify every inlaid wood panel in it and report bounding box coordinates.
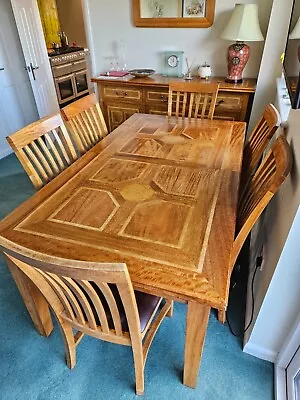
[0,114,246,311]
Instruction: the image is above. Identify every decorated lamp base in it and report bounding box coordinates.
[225,42,250,84]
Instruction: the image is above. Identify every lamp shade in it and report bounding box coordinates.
[290,17,300,39]
[220,4,264,42]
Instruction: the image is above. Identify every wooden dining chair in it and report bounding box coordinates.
[6,113,78,190]
[168,81,220,119]
[218,135,292,323]
[61,93,108,155]
[1,242,173,396]
[239,103,280,193]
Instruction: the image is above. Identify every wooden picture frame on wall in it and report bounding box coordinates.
[132,0,216,28]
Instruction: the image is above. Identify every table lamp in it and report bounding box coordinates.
[289,17,300,62]
[220,4,264,83]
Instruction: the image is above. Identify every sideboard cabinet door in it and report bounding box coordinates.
[106,104,142,131]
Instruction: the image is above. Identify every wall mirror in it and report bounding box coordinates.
[284,0,300,108]
[132,0,215,28]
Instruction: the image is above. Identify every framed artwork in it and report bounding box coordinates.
[132,0,215,28]
[182,0,206,18]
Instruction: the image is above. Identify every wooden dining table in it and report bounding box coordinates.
[0,113,246,389]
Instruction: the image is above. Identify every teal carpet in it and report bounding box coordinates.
[0,154,273,400]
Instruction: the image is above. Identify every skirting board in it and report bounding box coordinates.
[0,147,12,160]
[243,342,277,363]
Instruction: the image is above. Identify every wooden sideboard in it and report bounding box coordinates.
[91,75,256,132]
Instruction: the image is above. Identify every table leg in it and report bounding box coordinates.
[183,301,210,388]
[5,255,53,337]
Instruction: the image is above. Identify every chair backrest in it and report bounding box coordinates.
[240,103,280,191]
[168,81,220,119]
[230,135,292,272]
[6,113,78,190]
[1,240,141,345]
[61,94,108,155]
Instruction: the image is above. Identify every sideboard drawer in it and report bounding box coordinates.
[144,88,169,104]
[215,93,248,121]
[102,86,142,102]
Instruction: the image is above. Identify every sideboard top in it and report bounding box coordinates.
[92,74,256,93]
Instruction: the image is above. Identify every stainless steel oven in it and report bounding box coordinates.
[55,73,76,104]
[50,50,90,106]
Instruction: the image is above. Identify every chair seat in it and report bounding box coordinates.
[88,283,161,333]
[134,291,161,332]
[114,289,161,333]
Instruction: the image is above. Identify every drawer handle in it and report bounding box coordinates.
[116,91,128,97]
[160,95,167,102]
[216,100,225,107]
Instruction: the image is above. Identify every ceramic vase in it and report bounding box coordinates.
[226,42,250,83]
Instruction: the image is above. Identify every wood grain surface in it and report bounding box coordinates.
[0,114,246,310]
[0,114,246,389]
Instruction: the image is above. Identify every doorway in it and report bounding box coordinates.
[0,0,38,159]
[275,313,300,400]
[10,0,95,119]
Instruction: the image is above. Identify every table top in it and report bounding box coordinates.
[91,74,256,93]
[0,114,246,309]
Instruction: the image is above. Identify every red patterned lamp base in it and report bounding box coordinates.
[226,42,250,84]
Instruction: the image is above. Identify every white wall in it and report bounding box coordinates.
[244,106,300,361]
[56,0,87,47]
[87,0,272,76]
[243,0,300,362]
[248,0,294,132]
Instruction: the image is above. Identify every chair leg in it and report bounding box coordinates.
[131,342,144,395]
[57,317,76,369]
[218,309,226,324]
[166,300,174,318]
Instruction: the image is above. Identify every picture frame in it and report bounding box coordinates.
[132,0,215,28]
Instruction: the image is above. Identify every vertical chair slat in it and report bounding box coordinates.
[95,103,108,136]
[52,129,71,165]
[23,144,49,183]
[30,141,54,178]
[188,93,194,118]
[78,280,110,334]
[168,89,173,117]
[83,110,98,142]
[36,137,60,174]
[60,124,78,161]
[175,91,180,117]
[208,88,219,120]
[70,119,89,152]
[94,282,123,336]
[194,93,201,119]
[62,277,97,330]
[201,94,208,119]
[77,115,93,147]
[88,108,102,141]
[182,92,187,117]
[44,132,65,170]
